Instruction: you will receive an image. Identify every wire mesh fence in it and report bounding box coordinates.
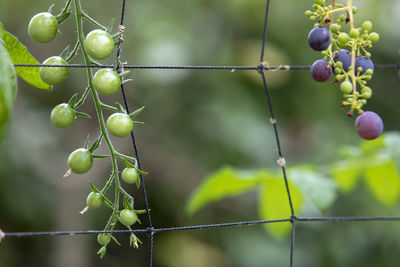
[2,0,400,266]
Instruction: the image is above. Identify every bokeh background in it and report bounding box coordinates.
[1,0,400,266]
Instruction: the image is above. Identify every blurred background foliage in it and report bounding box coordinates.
[0,0,399,266]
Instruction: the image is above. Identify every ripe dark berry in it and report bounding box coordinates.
[308,27,331,51]
[311,59,332,82]
[334,49,351,72]
[355,56,374,75]
[355,111,383,140]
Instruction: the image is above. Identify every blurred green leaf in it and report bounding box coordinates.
[289,167,336,211]
[259,179,303,238]
[0,37,17,141]
[364,160,400,207]
[186,167,278,215]
[0,23,50,90]
[332,161,362,193]
[384,132,400,174]
[361,135,385,154]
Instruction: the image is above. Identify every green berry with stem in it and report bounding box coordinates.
[362,87,372,99]
[362,21,373,32]
[87,192,102,209]
[338,32,350,46]
[119,209,138,227]
[349,28,360,38]
[51,103,75,128]
[106,113,133,138]
[340,81,353,94]
[369,32,379,43]
[97,234,111,246]
[121,167,138,184]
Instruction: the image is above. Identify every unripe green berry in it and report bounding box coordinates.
[309,16,316,21]
[334,67,342,75]
[349,28,360,38]
[360,99,367,105]
[97,234,111,246]
[362,21,373,32]
[305,10,312,16]
[364,75,372,81]
[315,0,325,6]
[365,69,374,75]
[87,192,102,209]
[338,32,350,46]
[330,23,341,33]
[361,87,372,99]
[121,167,138,184]
[369,32,379,43]
[352,7,358,14]
[340,15,346,22]
[347,98,354,102]
[340,81,353,94]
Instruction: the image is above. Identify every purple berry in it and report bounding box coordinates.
[355,56,374,75]
[308,27,331,51]
[333,49,351,72]
[311,59,332,82]
[355,111,383,140]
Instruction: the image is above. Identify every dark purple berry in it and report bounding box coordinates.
[355,111,383,140]
[355,56,374,75]
[311,59,332,82]
[333,49,351,72]
[308,27,331,51]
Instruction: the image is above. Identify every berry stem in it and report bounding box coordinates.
[346,0,357,97]
[73,0,125,241]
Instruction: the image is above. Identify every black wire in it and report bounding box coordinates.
[13,63,400,70]
[114,1,154,265]
[290,218,296,267]
[260,0,271,62]
[4,216,400,238]
[114,0,153,231]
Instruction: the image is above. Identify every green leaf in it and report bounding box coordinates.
[361,135,385,155]
[129,106,145,118]
[186,167,271,215]
[289,167,336,211]
[259,179,303,239]
[364,160,400,207]
[331,161,362,193]
[0,24,50,90]
[89,182,101,194]
[0,38,17,141]
[384,132,400,174]
[106,18,115,33]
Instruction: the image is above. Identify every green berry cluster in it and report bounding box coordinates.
[305,0,379,116]
[28,0,147,258]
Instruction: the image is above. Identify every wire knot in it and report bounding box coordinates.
[277,157,286,167]
[0,229,5,243]
[290,215,298,223]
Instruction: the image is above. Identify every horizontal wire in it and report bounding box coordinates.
[3,216,400,238]
[297,216,400,222]
[13,63,400,70]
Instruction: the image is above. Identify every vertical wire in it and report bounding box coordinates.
[115,0,154,266]
[116,0,153,228]
[258,1,296,266]
[290,220,296,267]
[260,0,271,62]
[258,0,295,217]
[149,231,154,267]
